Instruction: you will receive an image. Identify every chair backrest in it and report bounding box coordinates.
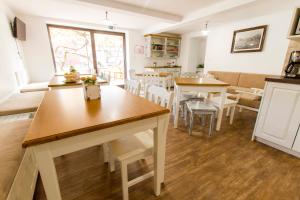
[180,72,200,78]
[145,85,173,109]
[143,71,160,86]
[125,79,141,96]
[129,69,136,80]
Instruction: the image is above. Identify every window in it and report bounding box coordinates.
[47,25,126,83]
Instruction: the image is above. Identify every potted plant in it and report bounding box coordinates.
[197,64,204,69]
[81,75,101,100]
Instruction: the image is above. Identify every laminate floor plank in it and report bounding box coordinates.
[34,110,300,200]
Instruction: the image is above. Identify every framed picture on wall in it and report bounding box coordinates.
[231,25,267,53]
[295,17,300,35]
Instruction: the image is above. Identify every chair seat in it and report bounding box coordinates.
[0,91,45,116]
[210,96,238,107]
[0,120,32,200]
[20,82,49,93]
[186,101,218,112]
[109,130,153,161]
[228,93,261,109]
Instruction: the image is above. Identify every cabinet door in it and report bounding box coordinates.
[292,125,300,153]
[255,82,300,148]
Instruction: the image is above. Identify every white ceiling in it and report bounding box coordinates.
[113,0,223,16]
[3,0,299,33]
[3,0,164,30]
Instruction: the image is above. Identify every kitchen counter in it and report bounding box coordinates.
[145,66,182,69]
[265,76,300,85]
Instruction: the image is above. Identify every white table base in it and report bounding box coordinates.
[29,114,169,200]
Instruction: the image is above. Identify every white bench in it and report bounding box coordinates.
[0,92,45,116]
[0,120,38,200]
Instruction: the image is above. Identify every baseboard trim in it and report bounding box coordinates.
[255,137,300,158]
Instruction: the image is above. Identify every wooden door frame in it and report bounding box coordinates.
[47,24,127,79]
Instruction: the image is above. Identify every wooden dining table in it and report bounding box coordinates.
[173,77,229,131]
[22,86,170,200]
[48,75,108,90]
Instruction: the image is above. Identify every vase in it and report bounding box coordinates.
[83,84,101,100]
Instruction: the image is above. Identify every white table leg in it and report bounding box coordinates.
[153,114,169,196]
[230,105,236,124]
[216,91,226,131]
[173,84,181,128]
[33,145,62,200]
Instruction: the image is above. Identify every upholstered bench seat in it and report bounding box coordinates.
[0,120,32,200]
[0,91,45,116]
[20,82,49,93]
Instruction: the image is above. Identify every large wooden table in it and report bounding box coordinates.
[174,77,229,130]
[23,86,170,200]
[48,75,108,89]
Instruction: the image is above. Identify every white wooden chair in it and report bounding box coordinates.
[180,72,201,78]
[103,85,173,200]
[209,93,240,125]
[124,79,141,96]
[128,69,136,80]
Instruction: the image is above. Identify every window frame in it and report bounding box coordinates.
[47,24,127,78]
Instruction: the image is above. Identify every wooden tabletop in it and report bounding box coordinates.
[23,86,169,147]
[175,77,230,86]
[144,66,181,69]
[48,75,108,87]
[135,72,172,77]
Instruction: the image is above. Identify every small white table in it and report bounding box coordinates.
[173,77,229,131]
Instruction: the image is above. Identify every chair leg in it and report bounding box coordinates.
[189,113,194,136]
[120,161,129,200]
[209,114,214,137]
[226,107,230,117]
[201,115,205,126]
[109,155,116,172]
[102,143,109,163]
[230,106,236,125]
[239,107,243,112]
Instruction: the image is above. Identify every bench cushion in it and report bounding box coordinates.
[20,82,49,93]
[237,73,268,89]
[0,120,31,200]
[209,71,240,86]
[0,91,45,116]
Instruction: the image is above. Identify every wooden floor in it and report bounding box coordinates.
[34,110,300,200]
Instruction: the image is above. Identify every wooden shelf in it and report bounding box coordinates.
[288,8,300,39]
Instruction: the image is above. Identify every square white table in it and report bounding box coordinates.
[23,86,170,200]
[173,77,229,131]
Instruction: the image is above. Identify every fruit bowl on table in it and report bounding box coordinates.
[64,74,78,83]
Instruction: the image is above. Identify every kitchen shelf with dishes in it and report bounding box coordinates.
[145,34,181,58]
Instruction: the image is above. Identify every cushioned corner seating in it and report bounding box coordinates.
[208,71,271,111]
[0,120,38,200]
[20,82,49,93]
[0,91,45,116]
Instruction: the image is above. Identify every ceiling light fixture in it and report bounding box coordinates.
[202,22,210,36]
[103,11,117,30]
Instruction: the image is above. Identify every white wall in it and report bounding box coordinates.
[127,30,147,73]
[20,15,149,82]
[205,10,292,75]
[0,2,25,100]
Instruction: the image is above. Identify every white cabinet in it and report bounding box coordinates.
[292,126,300,153]
[254,81,300,154]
